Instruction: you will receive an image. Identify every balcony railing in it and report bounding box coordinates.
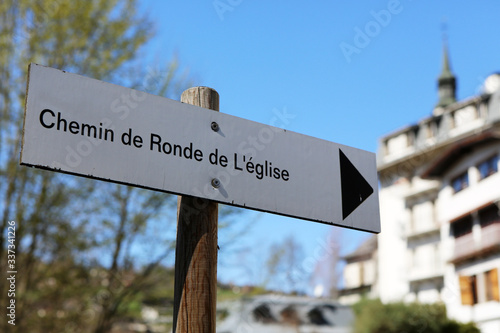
[407,223,440,239]
[481,222,500,250]
[453,233,475,259]
[408,263,444,282]
[452,223,500,263]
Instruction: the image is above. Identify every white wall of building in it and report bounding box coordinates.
[378,180,411,302]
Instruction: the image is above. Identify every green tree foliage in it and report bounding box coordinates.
[0,0,200,332]
[352,299,480,333]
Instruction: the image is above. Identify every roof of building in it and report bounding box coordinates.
[342,235,377,262]
[435,42,457,109]
[422,130,500,178]
[438,42,455,81]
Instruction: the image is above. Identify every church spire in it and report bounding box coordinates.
[435,29,457,111]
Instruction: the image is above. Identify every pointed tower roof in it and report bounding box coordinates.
[439,43,454,80]
[435,40,457,111]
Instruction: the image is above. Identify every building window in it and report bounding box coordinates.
[408,205,415,233]
[451,215,473,238]
[479,204,500,227]
[477,155,498,180]
[459,270,499,305]
[459,275,478,305]
[382,140,389,156]
[407,131,415,147]
[452,171,469,193]
[485,269,500,302]
[411,283,420,301]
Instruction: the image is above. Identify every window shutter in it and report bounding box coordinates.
[459,275,473,305]
[489,268,499,302]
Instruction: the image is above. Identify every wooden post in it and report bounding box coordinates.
[173,87,219,332]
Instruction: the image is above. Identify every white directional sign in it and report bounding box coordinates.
[21,64,380,233]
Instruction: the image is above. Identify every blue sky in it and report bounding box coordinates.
[138,1,500,292]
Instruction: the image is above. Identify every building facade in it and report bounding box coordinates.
[338,236,377,305]
[342,46,500,332]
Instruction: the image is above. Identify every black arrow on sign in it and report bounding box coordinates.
[339,149,374,220]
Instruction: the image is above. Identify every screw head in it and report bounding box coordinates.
[211,121,219,132]
[211,178,221,188]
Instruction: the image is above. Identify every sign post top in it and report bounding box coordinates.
[21,64,380,233]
